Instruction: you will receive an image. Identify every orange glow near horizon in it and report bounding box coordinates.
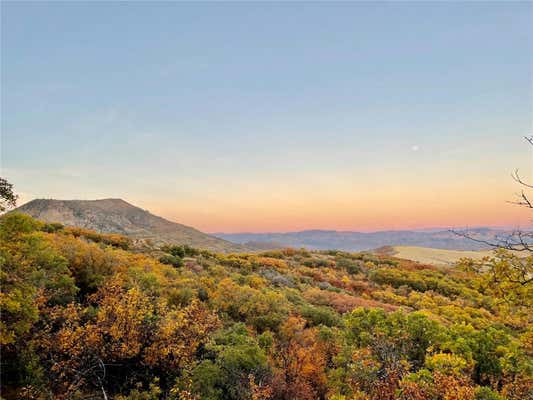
[14,161,533,234]
[139,180,532,233]
[155,206,529,234]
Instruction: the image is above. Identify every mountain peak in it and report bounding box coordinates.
[15,198,246,253]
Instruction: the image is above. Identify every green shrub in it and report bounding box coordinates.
[159,254,183,268]
[300,305,341,327]
[475,387,504,400]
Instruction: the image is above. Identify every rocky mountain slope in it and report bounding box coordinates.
[15,198,247,253]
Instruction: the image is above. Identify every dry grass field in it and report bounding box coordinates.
[388,245,496,266]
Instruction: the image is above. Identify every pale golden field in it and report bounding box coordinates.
[389,246,496,266]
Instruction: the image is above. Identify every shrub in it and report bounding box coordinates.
[336,257,362,274]
[300,305,341,327]
[475,387,504,400]
[41,222,64,233]
[159,254,183,268]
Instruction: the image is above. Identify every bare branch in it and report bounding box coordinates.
[450,229,533,252]
[508,191,533,209]
[511,169,533,189]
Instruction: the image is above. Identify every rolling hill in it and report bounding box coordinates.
[14,198,247,253]
[374,245,497,266]
[214,228,514,252]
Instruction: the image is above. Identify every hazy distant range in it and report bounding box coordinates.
[214,228,521,252]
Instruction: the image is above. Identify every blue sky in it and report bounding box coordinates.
[1,2,532,232]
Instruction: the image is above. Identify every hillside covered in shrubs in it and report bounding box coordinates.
[1,213,532,400]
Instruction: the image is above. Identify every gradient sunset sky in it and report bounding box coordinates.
[2,2,532,233]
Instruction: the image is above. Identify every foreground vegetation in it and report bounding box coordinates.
[1,213,532,400]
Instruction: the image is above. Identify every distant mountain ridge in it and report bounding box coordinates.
[15,198,247,253]
[214,228,518,252]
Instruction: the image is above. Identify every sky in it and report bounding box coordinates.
[1,2,532,233]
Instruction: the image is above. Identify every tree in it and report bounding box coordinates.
[270,317,328,400]
[189,323,271,400]
[0,177,18,212]
[0,213,78,395]
[398,371,476,400]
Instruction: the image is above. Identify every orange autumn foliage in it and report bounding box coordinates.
[271,317,327,400]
